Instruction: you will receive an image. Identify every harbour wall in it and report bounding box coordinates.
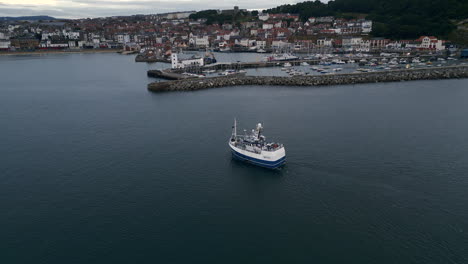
[147,65,468,92]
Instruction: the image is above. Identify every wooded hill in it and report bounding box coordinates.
[266,0,468,39]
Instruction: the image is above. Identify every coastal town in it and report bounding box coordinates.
[2,7,467,92]
[0,8,463,56]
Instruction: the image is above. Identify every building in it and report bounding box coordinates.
[256,40,267,49]
[221,6,246,15]
[361,20,372,34]
[194,36,209,47]
[0,32,9,39]
[316,16,334,23]
[238,38,256,47]
[0,39,11,50]
[116,34,131,44]
[271,40,289,49]
[416,36,445,51]
[10,36,39,50]
[369,38,390,49]
[171,53,204,69]
[263,23,274,30]
[258,13,269,21]
[317,38,333,47]
[342,36,362,49]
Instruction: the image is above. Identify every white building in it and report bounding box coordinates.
[418,36,445,51]
[63,30,80,40]
[194,36,209,47]
[258,13,269,21]
[317,38,333,47]
[316,16,334,23]
[171,53,204,69]
[116,34,130,44]
[271,40,289,49]
[39,40,69,48]
[256,40,267,49]
[239,39,256,47]
[342,37,363,48]
[263,23,274,30]
[0,40,11,50]
[361,20,373,34]
[42,32,60,40]
[359,40,370,52]
[386,41,403,49]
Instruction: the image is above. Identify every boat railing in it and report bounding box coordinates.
[233,141,283,153]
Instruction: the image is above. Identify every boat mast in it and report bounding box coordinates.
[232,118,237,138]
[234,118,237,138]
[256,123,263,139]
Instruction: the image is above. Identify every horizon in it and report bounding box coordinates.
[0,0,329,19]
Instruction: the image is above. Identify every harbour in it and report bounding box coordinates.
[147,53,452,80]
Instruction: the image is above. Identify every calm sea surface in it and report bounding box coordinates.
[1,53,468,263]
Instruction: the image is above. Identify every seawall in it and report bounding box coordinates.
[147,65,468,92]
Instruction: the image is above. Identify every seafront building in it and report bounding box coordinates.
[171,53,204,69]
[0,8,452,53]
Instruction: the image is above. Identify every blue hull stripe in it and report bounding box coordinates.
[231,150,286,169]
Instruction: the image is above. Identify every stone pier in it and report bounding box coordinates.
[147,65,468,92]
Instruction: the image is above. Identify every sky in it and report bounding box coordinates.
[0,0,316,19]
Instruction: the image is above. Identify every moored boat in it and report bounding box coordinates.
[263,53,299,62]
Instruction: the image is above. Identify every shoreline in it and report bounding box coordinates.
[0,49,122,56]
[148,65,468,92]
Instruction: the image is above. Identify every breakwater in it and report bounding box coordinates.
[148,65,468,92]
[135,55,170,63]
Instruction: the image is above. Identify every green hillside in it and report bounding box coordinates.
[266,0,468,39]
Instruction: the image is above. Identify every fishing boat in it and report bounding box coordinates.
[229,120,286,169]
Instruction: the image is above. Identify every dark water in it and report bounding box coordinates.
[1,53,468,263]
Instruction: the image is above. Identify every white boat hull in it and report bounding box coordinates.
[229,142,286,169]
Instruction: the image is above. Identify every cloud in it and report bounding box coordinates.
[0,0,306,18]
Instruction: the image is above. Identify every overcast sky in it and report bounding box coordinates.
[0,0,318,19]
